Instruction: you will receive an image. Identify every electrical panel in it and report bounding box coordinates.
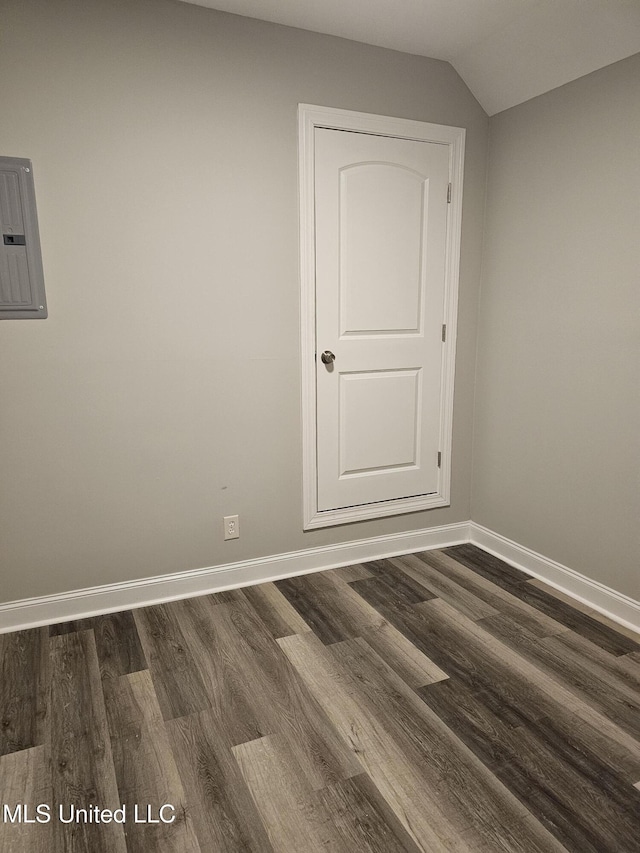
[0,157,47,319]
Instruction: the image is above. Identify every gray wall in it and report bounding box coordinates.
[474,54,640,599]
[0,0,488,602]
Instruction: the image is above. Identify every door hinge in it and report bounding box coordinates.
[447,183,452,203]
[437,451,442,468]
[441,324,447,342]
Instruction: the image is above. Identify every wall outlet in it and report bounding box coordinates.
[223,515,239,540]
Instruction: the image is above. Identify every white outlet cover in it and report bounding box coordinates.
[224,515,240,540]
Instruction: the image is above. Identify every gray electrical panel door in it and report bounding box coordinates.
[0,157,47,319]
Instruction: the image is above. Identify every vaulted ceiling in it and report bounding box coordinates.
[178,0,640,114]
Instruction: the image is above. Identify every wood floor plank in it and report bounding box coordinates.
[360,620,449,688]
[417,679,517,771]
[103,669,201,853]
[327,563,373,583]
[93,610,147,681]
[49,630,127,853]
[444,543,531,589]
[528,614,640,706]
[276,571,383,644]
[0,627,48,756]
[276,633,470,853]
[527,578,640,644]
[133,603,211,721]
[445,546,639,655]
[329,636,571,853]
[173,597,263,746]
[388,553,500,621]
[279,631,569,853]
[500,581,640,656]
[48,619,94,637]
[413,549,567,637]
[232,734,350,853]
[350,575,541,720]
[297,568,392,632]
[495,729,640,853]
[419,678,640,853]
[351,577,640,780]
[479,613,640,741]
[206,589,248,605]
[176,594,361,788]
[167,710,275,852]
[352,579,640,774]
[241,582,312,639]
[413,599,640,779]
[314,773,422,853]
[0,746,52,853]
[277,569,445,688]
[360,559,439,603]
[543,627,640,693]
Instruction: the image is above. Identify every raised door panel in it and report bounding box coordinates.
[339,369,421,476]
[340,164,426,335]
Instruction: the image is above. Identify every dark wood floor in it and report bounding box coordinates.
[2,544,640,852]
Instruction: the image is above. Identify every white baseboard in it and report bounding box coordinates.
[3,519,638,638]
[469,522,640,636]
[0,521,471,634]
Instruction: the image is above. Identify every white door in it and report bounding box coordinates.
[314,127,450,511]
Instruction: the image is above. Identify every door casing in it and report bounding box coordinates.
[299,104,465,530]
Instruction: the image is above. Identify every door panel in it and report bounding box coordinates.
[340,163,426,334]
[339,369,421,476]
[315,128,449,511]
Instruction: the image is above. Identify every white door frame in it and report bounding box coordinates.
[299,104,465,530]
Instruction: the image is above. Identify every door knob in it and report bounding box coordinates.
[321,350,336,364]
